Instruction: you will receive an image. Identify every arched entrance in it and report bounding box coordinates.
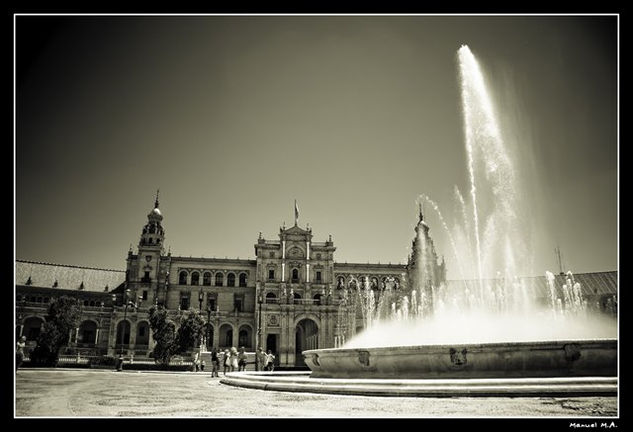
[295,318,319,367]
[115,320,131,351]
[23,316,44,342]
[136,321,150,348]
[78,320,98,346]
[219,324,233,349]
[238,325,253,349]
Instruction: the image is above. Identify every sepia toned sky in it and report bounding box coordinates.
[15,15,617,279]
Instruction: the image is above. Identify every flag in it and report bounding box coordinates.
[294,200,299,225]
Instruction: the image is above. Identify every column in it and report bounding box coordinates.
[95,328,100,346]
[282,240,286,281]
[129,320,137,352]
[213,318,220,348]
[280,310,288,366]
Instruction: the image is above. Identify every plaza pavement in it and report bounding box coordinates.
[14,368,618,418]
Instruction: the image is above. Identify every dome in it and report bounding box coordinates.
[151,207,162,216]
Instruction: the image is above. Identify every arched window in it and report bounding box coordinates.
[265,292,277,304]
[349,279,357,290]
[313,293,323,305]
[203,272,211,286]
[191,272,200,286]
[359,277,367,289]
[239,273,247,287]
[227,273,236,287]
[293,292,302,304]
[292,268,299,282]
[215,272,224,287]
[179,271,187,285]
[337,277,345,289]
[370,277,378,289]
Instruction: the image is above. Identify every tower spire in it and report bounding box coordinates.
[419,202,424,223]
[154,189,160,209]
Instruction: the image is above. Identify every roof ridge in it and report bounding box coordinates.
[15,259,125,273]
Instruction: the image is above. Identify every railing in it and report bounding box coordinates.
[293,299,320,305]
[263,299,322,305]
[54,354,194,366]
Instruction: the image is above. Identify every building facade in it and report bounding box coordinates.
[15,195,618,367]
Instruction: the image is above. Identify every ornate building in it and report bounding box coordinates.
[14,194,618,367]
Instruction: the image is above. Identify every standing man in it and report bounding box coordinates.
[16,336,27,371]
[256,347,266,372]
[266,350,276,372]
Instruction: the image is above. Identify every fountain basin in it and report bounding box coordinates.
[303,339,617,379]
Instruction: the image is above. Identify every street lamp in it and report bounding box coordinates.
[198,289,204,351]
[114,289,132,371]
[206,305,212,349]
[256,291,263,371]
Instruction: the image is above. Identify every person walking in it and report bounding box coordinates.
[222,348,231,375]
[265,350,276,372]
[237,346,247,371]
[211,347,220,377]
[193,352,200,372]
[16,336,26,371]
[230,346,239,372]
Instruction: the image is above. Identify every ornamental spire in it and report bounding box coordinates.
[154,189,160,209]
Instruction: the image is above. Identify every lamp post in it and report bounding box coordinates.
[198,289,204,351]
[206,305,212,349]
[114,289,133,371]
[256,291,263,371]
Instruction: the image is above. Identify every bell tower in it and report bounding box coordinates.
[406,203,446,316]
[126,190,169,306]
[139,190,165,252]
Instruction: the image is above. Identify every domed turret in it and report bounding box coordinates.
[139,190,165,248]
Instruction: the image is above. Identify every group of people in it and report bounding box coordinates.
[257,348,276,372]
[195,346,276,376]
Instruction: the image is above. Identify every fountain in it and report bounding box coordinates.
[303,45,617,384]
[221,45,617,396]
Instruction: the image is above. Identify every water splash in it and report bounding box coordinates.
[341,45,616,348]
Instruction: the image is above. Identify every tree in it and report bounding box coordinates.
[148,305,177,365]
[174,312,205,354]
[30,296,81,366]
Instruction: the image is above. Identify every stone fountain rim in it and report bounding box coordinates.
[304,337,617,355]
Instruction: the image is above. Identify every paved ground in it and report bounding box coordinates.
[14,368,618,418]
